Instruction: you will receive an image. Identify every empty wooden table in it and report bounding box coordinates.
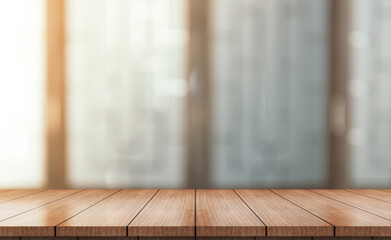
[0,189,391,240]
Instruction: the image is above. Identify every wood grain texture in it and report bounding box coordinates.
[313,238,371,240]
[196,190,265,237]
[21,238,76,240]
[199,238,253,240]
[0,190,118,237]
[4,189,391,238]
[79,238,136,240]
[128,190,195,237]
[273,189,391,236]
[236,190,333,236]
[257,238,311,240]
[0,189,81,221]
[139,238,194,240]
[0,189,43,203]
[312,190,391,221]
[57,190,158,236]
[346,190,391,203]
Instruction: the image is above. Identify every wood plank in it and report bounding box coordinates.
[0,189,43,203]
[57,190,158,237]
[235,190,333,236]
[21,238,76,240]
[199,238,253,240]
[346,190,391,203]
[312,189,391,221]
[0,238,19,240]
[313,238,371,240]
[79,238,136,240]
[273,189,391,236]
[258,238,311,240]
[139,238,194,240]
[196,189,265,237]
[0,189,118,237]
[0,189,81,221]
[128,190,195,237]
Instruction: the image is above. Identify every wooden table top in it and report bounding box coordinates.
[0,189,391,238]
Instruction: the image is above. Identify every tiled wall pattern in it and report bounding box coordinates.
[0,0,45,187]
[210,0,329,187]
[349,0,391,187]
[66,0,187,187]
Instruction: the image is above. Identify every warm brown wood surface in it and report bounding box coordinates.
[57,190,158,237]
[0,190,117,236]
[313,237,371,240]
[257,238,312,240]
[312,189,391,221]
[0,189,43,203]
[235,189,333,236]
[196,189,265,237]
[77,238,136,240]
[273,189,391,236]
[128,190,195,237]
[347,189,391,203]
[2,189,391,238]
[0,189,81,221]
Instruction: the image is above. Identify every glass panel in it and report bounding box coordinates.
[66,0,187,187]
[0,0,45,187]
[349,0,391,186]
[211,0,329,187]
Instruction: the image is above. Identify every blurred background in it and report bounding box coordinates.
[0,0,390,189]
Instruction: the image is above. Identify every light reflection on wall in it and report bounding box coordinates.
[66,0,187,188]
[0,0,45,187]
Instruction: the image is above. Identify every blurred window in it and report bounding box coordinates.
[210,0,329,187]
[66,0,187,187]
[0,0,45,187]
[349,0,391,186]
[1,0,389,189]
